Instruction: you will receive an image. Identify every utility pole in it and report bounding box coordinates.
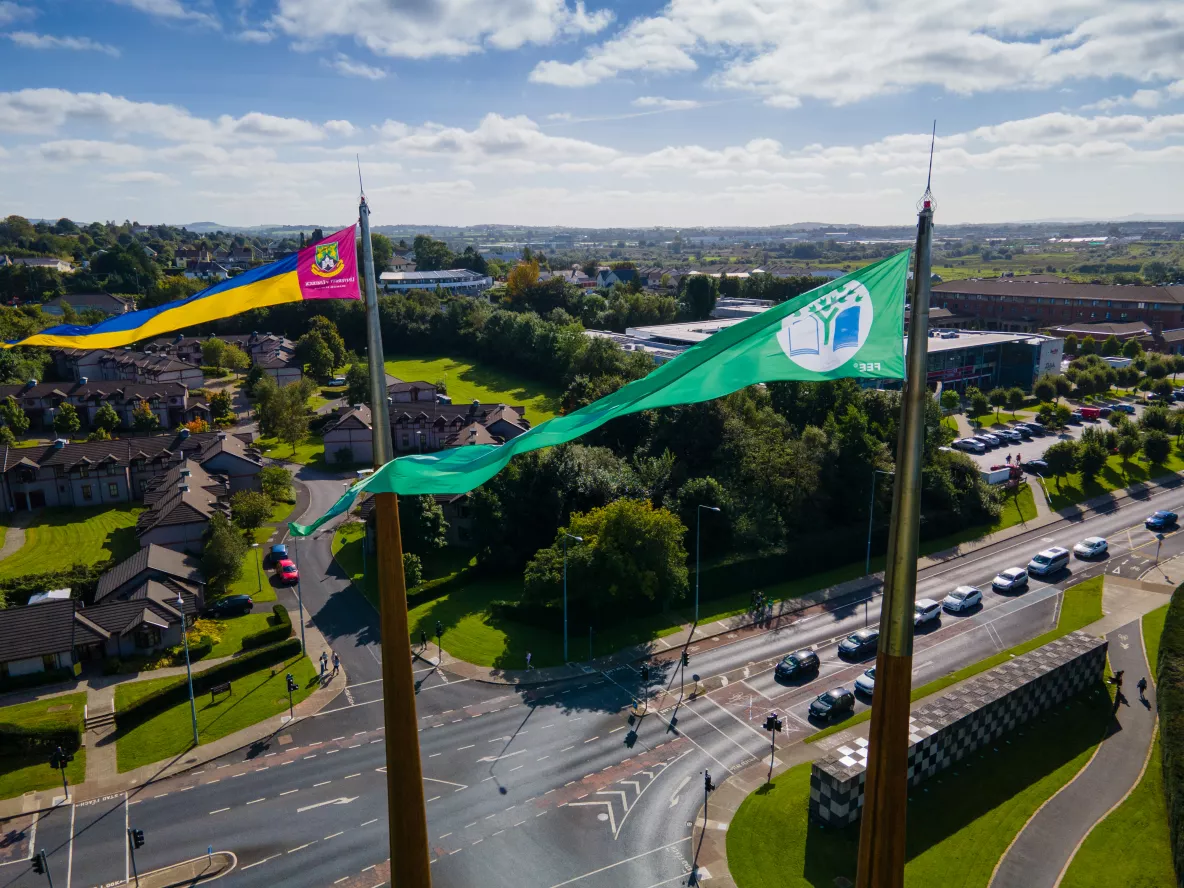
[855,183,936,888]
[177,591,198,748]
[127,828,144,887]
[695,504,720,624]
[562,532,582,662]
[360,192,432,887]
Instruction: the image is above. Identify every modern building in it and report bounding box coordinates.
[583,330,686,364]
[379,269,492,295]
[914,330,1064,392]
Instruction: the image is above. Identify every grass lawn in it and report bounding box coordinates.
[728,685,1114,888]
[255,434,325,466]
[1043,444,1184,511]
[332,522,474,610]
[0,504,142,581]
[114,653,317,772]
[197,612,275,659]
[384,354,561,424]
[1144,603,1169,672]
[807,575,1105,744]
[0,693,86,799]
[969,408,1036,427]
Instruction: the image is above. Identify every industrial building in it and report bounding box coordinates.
[379,269,492,295]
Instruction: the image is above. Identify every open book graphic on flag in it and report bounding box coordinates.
[787,315,820,356]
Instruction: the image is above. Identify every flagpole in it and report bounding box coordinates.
[360,194,433,886]
[855,193,934,888]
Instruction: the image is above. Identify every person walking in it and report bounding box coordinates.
[526,652,533,670]
[332,651,340,676]
[1138,676,1148,700]
[319,651,328,678]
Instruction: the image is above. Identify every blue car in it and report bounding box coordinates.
[1146,511,1178,531]
[1114,404,1136,414]
[268,543,289,566]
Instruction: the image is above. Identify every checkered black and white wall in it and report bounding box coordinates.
[809,631,1107,826]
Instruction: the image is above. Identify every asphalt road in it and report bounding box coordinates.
[4,472,1183,888]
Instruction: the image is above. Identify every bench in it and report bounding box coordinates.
[210,681,232,701]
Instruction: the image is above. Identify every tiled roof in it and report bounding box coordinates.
[444,422,500,447]
[0,381,188,402]
[78,585,195,637]
[0,598,76,662]
[95,543,205,602]
[324,404,371,434]
[389,402,527,427]
[932,279,1184,305]
[0,431,224,473]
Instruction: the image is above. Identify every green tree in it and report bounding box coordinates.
[1054,375,1073,402]
[940,389,960,414]
[260,466,293,503]
[259,380,313,455]
[1080,335,1097,355]
[1075,433,1108,483]
[1063,333,1078,357]
[231,489,272,531]
[399,495,448,555]
[0,395,30,436]
[308,316,347,369]
[93,402,121,434]
[202,512,248,592]
[1141,405,1171,432]
[1121,338,1143,359]
[1033,374,1057,404]
[1101,335,1121,357]
[209,390,233,421]
[967,386,990,419]
[1152,378,1175,400]
[413,234,453,271]
[52,402,80,436]
[402,552,423,588]
[201,338,226,369]
[1142,428,1172,465]
[345,363,369,405]
[0,426,14,446]
[1147,358,1170,381]
[222,344,250,374]
[1043,440,1078,489]
[131,401,159,434]
[1005,387,1025,416]
[368,232,393,271]
[682,274,718,321]
[987,387,1007,420]
[1117,432,1140,474]
[674,476,732,556]
[296,331,335,380]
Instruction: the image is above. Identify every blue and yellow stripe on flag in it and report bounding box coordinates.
[5,225,360,349]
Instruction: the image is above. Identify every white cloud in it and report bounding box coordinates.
[6,32,121,56]
[271,0,612,60]
[631,96,700,110]
[108,0,218,26]
[323,119,357,137]
[326,53,386,80]
[546,112,574,121]
[0,2,35,25]
[531,0,1184,108]
[1086,82,1184,111]
[235,29,273,43]
[104,170,176,184]
[39,139,145,164]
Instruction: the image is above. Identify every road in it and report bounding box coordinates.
[4,470,1182,888]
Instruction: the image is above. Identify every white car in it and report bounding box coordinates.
[942,585,982,613]
[854,666,876,697]
[954,438,986,454]
[992,567,1029,592]
[979,433,1001,446]
[914,598,941,626]
[1073,537,1108,559]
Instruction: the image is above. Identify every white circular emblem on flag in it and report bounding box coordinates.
[776,281,874,373]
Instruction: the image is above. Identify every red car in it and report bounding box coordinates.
[275,558,299,585]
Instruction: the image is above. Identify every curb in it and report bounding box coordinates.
[136,851,236,888]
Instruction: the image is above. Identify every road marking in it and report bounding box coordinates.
[584,737,599,743]
[427,796,441,802]
[280,789,299,796]
[345,773,361,779]
[325,831,344,840]
[209,807,230,814]
[561,746,575,752]
[287,842,316,854]
[477,749,527,763]
[247,798,265,805]
[458,745,475,750]
[610,726,625,733]
[361,819,378,826]
[510,765,524,772]
[242,854,280,871]
[543,837,692,887]
[297,797,358,813]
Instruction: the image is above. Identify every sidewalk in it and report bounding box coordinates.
[0,604,346,818]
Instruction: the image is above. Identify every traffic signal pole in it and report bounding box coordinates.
[360,193,433,886]
[854,195,935,888]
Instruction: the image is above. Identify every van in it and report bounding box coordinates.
[1080,406,1101,421]
[1028,546,1070,577]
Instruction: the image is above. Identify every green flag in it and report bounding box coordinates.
[291,249,909,537]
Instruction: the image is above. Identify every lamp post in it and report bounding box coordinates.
[695,505,720,625]
[562,532,583,663]
[291,536,307,655]
[250,542,262,596]
[176,590,198,748]
[865,469,896,578]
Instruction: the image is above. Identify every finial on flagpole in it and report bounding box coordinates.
[918,121,936,211]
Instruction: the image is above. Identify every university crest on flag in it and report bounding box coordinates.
[312,241,344,278]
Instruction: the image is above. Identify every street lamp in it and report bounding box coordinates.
[291,536,307,655]
[865,469,896,577]
[250,542,261,595]
[176,590,198,748]
[562,532,583,663]
[416,431,424,454]
[695,505,721,625]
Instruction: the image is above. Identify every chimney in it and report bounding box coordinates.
[52,438,66,449]
[179,428,190,439]
[178,484,189,493]
[216,431,227,440]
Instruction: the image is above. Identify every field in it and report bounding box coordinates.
[384,354,562,424]
[0,693,87,799]
[0,504,141,580]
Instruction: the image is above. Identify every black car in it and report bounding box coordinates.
[205,594,253,617]
[1146,510,1179,531]
[808,687,855,722]
[774,649,820,680]
[838,628,879,658]
[1022,458,1049,474]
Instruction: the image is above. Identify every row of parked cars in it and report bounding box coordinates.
[953,420,1049,454]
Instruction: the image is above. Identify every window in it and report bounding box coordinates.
[138,478,148,493]
[106,463,117,476]
[42,654,58,672]
[81,484,92,501]
[79,466,89,478]
[108,483,118,497]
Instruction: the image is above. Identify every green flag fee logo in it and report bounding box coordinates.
[776,281,873,373]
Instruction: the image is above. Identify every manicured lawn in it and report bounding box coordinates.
[1060,734,1175,888]
[226,548,277,603]
[807,576,1105,744]
[1144,603,1169,672]
[1043,444,1184,511]
[384,354,562,424]
[0,504,142,580]
[332,523,474,611]
[970,408,1036,427]
[0,693,86,799]
[255,434,325,466]
[729,685,1114,888]
[197,612,275,659]
[114,653,318,772]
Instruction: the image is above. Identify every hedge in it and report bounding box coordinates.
[0,667,75,694]
[1158,584,1184,887]
[240,604,293,651]
[0,563,107,606]
[0,719,81,757]
[115,637,302,728]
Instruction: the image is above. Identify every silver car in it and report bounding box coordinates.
[992,567,1029,592]
[1073,537,1108,559]
[854,667,876,696]
[914,598,941,626]
[979,433,1001,446]
[942,585,982,613]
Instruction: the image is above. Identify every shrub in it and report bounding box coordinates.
[1159,584,1184,883]
[239,604,293,651]
[0,715,81,757]
[0,667,74,694]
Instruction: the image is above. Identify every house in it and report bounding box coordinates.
[435,493,474,545]
[0,430,262,511]
[174,247,211,268]
[135,461,232,553]
[42,293,133,317]
[0,379,199,432]
[184,260,230,281]
[94,543,206,607]
[386,255,416,272]
[145,332,295,367]
[51,348,204,388]
[10,257,74,273]
[596,267,639,289]
[322,404,374,466]
[539,267,593,289]
[255,349,303,385]
[388,380,438,403]
[0,598,79,680]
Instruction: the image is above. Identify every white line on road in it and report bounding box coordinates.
[544,837,693,887]
[361,819,378,826]
[325,832,344,840]
[287,842,316,854]
[247,798,265,805]
[280,790,299,796]
[209,808,230,814]
[241,854,280,871]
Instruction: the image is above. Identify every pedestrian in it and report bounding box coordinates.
[1005,452,1011,465]
[526,652,533,670]
[319,651,328,677]
[332,651,340,675]
[419,628,427,649]
[1138,676,1148,700]
[1113,669,1124,688]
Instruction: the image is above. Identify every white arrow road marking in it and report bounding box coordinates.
[569,800,617,834]
[297,797,358,813]
[424,777,470,791]
[668,775,690,809]
[620,780,641,796]
[478,749,527,764]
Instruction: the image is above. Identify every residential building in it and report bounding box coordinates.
[388,380,438,403]
[0,598,79,680]
[539,267,593,289]
[379,269,492,295]
[52,348,204,388]
[136,461,231,553]
[184,260,230,281]
[322,404,374,466]
[0,429,262,511]
[9,257,74,273]
[254,349,303,385]
[145,333,293,365]
[95,544,206,606]
[386,255,416,272]
[42,293,133,317]
[0,380,205,432]
[174,247,211,268]
[595,267,639,289]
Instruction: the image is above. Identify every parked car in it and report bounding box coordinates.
[275,558,300,585]
[808,687,856,722]
[774,649,820,680]
[1012,425,1032,439]
[1017,422,1045,436]
[1079,406,1101,421]
[1146,510,1179,530]
[954,438,986,454]
[205,594,253,617]
[1068,411,1084,423]
[973,436,996,450]
[854,667,876,697]
[942,585,982,613]
[1098,406,1112,417]
[1114,404,1136,414]
[992,567,1029,592]
[329,375,347,386]
[997,429,1022,443]
[1073,537,1108,558]
[268,543,288,567]
[1022,458,1049,473]
[1028,546,1070,577]
[838,628,880,658]
[979,433,1001,446]
[914,598,941,626]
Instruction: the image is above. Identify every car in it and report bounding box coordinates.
[774,649,820,680]
[953,438,986,454]
[268,543,288,567]
[1146,510,1179,530]
[1017,422,1045,436]
[205,594,253,617]
[330,375,347,386]
[1114,403,1136,414]
[973,436,996,450]
[942,585,982,613]
[1073,537,1108,558]
[1027,546,1070,577]
[1068,411,1084,423]
[275,558,300,585]
[854,667,876,696]
[808,687,856,722]
[997,429,1022,443]
[1098,406,1113,417]
[1028,416,1047,427]
[1021,458,1049,474]
[1011,425,1032,439]
[979,433,1001,446]
[914,598,941,626]
[838,628,880,658]
[992,567,1029,592]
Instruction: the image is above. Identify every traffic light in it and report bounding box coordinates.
[640,663,650,682]
[31,849,46,874]
[763,712,783,734]
[130,828,145,849]
[435,620,443,639]
[49,745,73,770]
[680,650,689,668]
[286,673,297,693]
[704,770,715,793]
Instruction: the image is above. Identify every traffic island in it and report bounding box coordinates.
[135,851,236,887]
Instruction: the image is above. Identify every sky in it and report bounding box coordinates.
[1,0,1183,229]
